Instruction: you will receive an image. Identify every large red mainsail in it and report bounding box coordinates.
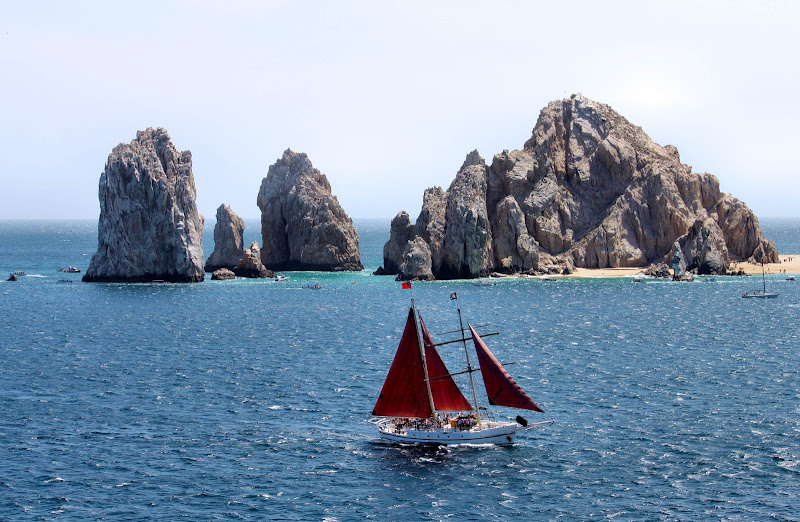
[373,308,474,418]
[420,318,473,412]
[470,325,544,412]
[372,308,432,418]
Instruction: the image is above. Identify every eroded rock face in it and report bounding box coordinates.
[379,95,777,279]
[380,211,416,274]
[397,237,435,281]
[257,150,362,271]
[211,268,236,280]
[416,186,447,273]
[438,151,494,279]
[205,204,245,272]
[83,128,204,283]
[671,240,688,277]
[233,241,275,278]
[644,263,671,278]
[678,216,729,275]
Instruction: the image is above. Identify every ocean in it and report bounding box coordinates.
[1,218,799,520]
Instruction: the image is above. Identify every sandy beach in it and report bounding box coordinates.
[568,254,800,278]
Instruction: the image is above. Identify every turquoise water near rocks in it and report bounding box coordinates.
[1,219,799,519]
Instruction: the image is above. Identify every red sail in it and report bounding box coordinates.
[470,325,544,412]
[372,308,432,418]
[420,318,473,412]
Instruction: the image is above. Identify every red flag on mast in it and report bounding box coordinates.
[401,282,411,289]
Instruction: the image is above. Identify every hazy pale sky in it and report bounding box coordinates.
[1,1,798,220]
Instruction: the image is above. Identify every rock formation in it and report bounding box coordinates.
[83,128,205,283]
[397,237,435,281]
[233,241,275,278]
[439,151,494,279]
[257,149,363,271]
[379,95,777,279]
[374,211,416,275]
[211,268,236,280]
[205,204,245,272]
[644,263,671,278]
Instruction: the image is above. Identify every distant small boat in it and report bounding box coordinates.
[787,276,796,281]
[472,279,496,286]
[10,271,26,277]
[704,276,716,282]
[742,262,779,299]
[302,283,322,290]
[58,279,73,284]
[274,275,289,282]
[540,276,557,282]
[59,266,81,273]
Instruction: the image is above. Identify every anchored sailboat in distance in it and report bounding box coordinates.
[371,289,551,445]
[741,260,779,299]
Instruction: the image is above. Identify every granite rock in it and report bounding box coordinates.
[211,268,236,280]
[397,237,435,281]
[380,95,777,279]
[678,215,730,275]
[644,263,671,278]
[205,204,245,272]
[257,150,362,271]
[233,241,275,278]
[83,128,204,283]
[379,211,416,275]
[438,151,493,279]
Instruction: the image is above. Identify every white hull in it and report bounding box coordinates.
[377,418,540,445]
[742,292,779,299]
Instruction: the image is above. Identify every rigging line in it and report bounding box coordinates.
[434,324,491,336]
[438,361,518,379]
[432,332,499,347]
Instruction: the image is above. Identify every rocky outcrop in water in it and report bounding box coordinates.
[205,204,245,272]
[677,216,729,275]
[374,211,416,275]
[211,268,236,280]
[379,95,777,279]
[439,151,494,279]
[257,149,362,272]
[83,128,205,283]
[233,241,274,278]
[397,237,435,281]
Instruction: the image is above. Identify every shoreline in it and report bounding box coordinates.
[565,255,800,278]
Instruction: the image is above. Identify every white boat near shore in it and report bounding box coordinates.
[742,262,779,299]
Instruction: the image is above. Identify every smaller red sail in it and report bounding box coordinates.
[419,318,473,412]
[372,308,432,418]
[470,325,544,412]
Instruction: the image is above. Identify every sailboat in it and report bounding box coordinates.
[741,261,779,299]
[371,293,551,445]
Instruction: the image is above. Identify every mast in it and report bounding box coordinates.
[412,296,436,420]
[453,294,482,429]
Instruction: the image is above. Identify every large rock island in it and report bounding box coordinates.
[205,204,245,272]
[83,128,205,283]
[257,149,362,271]
[380,95,777,280]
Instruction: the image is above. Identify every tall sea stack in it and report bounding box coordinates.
[257,149,362,271]
[205,204,245,272]
[83,128,205,283]
[380,95,777,279]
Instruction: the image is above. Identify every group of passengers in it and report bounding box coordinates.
[391,412,478,432]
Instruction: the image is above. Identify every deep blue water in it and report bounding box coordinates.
[1,219,799,520]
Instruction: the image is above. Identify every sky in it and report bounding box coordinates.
[1,1,799,220]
